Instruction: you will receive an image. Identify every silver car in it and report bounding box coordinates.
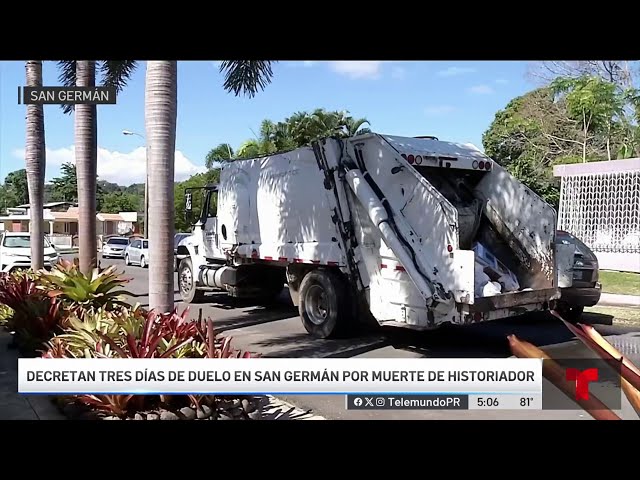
[124,238,149,268]
[101,237,129,259]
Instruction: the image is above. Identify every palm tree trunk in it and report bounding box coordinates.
[25,61,46,270]
[145,61,177,313]
[75,61,98,274]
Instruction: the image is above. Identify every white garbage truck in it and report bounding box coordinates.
[176,133,574,339]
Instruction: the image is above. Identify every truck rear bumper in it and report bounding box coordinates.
[468,287,560,312]
[558,284,602,307]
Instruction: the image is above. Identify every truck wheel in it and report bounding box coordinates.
[298,269,351,339]
[178,257,204,303]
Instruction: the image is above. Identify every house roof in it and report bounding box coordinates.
[97,213,125,221]
[51,211,79,220]
[2,207,137,223]
[15,201,77,209]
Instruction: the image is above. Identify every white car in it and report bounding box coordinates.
[0,232,60,273]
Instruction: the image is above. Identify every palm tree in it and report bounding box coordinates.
[145,60,276,313]
[205,143,235,168]
[342,114,371,136]
[24,61,46,270]
[57,60,138,274]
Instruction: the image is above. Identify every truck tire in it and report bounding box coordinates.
[178,257,204,303]
[298,269,351,339]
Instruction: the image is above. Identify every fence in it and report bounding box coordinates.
[47,234,74,249]
[554,158,640,273]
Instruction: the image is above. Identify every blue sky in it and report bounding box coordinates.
[0,60,537,186]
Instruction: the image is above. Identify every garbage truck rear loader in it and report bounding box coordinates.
[177,133,572,339]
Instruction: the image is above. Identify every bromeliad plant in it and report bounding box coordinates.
[38,258,132,319]
[509,310,640,420]
[42,306,253,417]
[0,271,63,353]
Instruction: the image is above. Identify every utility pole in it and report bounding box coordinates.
[122,130,148,236]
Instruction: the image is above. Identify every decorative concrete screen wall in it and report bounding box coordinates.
[554,158,640,273]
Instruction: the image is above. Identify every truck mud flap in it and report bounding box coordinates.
[469,287,559,312]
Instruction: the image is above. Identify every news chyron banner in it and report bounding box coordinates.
[17,358,622,411]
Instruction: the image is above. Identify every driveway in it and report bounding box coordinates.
[89,254,640,420]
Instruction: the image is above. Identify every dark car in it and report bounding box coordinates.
[555,230,602,320]
[173,233,191,271]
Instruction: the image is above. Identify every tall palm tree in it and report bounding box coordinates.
[57,60,138,274]
[24,60,46,270]
[145,60,276,313]
[145,61,177,312]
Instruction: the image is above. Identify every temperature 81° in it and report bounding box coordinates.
[519,396,534,408]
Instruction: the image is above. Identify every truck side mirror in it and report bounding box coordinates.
[185,192,193,224]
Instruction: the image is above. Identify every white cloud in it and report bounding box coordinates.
[328,61,382,79]
[286,61,317,68]
[391,66,406,80]
[495,78,508,84]
[468,84,494,95]
[436,66,476,77]
[424,105,457,116]
[12,146,205,186]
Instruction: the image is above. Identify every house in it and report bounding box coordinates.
[0,202,140,249]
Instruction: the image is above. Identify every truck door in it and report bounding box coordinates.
[203,189,219,259]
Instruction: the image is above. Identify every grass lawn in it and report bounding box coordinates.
[599,270,640,296]
[585,306,640,326]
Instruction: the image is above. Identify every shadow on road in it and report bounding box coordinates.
[244,310,634,360]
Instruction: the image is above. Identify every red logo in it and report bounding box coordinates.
[565,368,599,400]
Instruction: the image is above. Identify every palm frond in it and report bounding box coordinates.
[99,61,138,92]
[219,61,275,98]
[57,60,77,115]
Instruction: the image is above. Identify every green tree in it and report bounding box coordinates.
[50,162,109,208]
[100,191,141,213]
[215,108,373,162]
[482,88,578,208]
[174,169,220,232]
[205,143,235,168]
[57,60,138,274]
[4,169,29,206]
[50,162,78,202]
[0,184,19,214]
[551,76,624,161]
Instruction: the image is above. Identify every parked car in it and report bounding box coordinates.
[556,230,602,320]
[124,238,149,268]
[0,232,59,273]
[101,237,129,259]
[173,233,191,271]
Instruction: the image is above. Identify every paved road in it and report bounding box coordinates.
[90,254,640,420]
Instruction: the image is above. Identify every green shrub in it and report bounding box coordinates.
[43,306,252,416]
[0,304,14,327]
[0,272,63,354]
[38,259,132,319]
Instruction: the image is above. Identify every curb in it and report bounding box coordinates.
[598,293,640,308]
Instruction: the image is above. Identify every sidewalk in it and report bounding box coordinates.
[599,292,640,308]
[0,331,65,420]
